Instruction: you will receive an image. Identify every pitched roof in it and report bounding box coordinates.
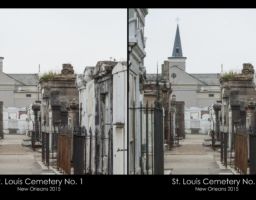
[191,73,220,85]
[146,72,220,86]
[6,74,39,85]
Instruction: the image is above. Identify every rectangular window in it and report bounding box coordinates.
[26,94,31,98]
[209,94,214,97]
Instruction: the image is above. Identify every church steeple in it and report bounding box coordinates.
[167,23,186,71]
[172,24,183,57]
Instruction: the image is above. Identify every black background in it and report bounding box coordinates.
[1,175,256,192]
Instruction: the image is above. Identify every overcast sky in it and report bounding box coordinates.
[0,9,126,74]
[144,9,256,74]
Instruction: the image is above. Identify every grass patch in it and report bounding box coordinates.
[221,71,239,81]
[39,71,59,82]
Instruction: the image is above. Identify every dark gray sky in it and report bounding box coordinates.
[0,9,126,74]
[144,9,256,74]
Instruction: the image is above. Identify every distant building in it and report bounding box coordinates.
[0,57,39,108]
[160,25,221,134]
[0,57,39,134]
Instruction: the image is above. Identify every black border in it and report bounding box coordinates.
[1,175,256,192]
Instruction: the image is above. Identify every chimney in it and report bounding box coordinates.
[0,57,4,72]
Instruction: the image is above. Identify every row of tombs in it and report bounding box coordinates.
[25,62,256,175]
[0,60,221,174]
[17,60,187,174]
[211,63,256,174]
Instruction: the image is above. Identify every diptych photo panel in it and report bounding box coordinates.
[1,7,256,193]
[0,8,127,175]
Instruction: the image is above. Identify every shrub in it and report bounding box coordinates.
[221,71,238,81]
[39,71,59,82]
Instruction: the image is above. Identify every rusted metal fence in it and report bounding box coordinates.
[234,132,248,174]
[234,130,256,175]
[40,126,73,174]
[57,132,72,174]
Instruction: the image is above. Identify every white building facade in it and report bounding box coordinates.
[112,63,127,174]
[161,25,221,134]
[0,57,40,134]
[128,8,148,174]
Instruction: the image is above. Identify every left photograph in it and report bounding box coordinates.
[0,9,127,174]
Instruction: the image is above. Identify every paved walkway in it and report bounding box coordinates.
[164,134,233,174]
[0,134,55,174]
[0,134,234,175]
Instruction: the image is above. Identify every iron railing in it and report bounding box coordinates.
[234,128,256,174]
[129,101,164,175]
[73,126,113,175]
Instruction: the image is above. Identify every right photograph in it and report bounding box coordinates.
[128,9,256,175]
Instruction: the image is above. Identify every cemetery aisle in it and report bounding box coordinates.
[164,134,234,174]
[0,134,54,174]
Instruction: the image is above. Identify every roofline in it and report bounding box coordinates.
[4,73,38,86]
[3,73,26,85]
[170,66,209,85]
[191,73,220,75]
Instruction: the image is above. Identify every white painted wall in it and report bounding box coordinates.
[0,71,38,108]
[78,74,95,133]
[78,63,128,174]
[3,107,29,134]
[112,63,127,174]
[77,71,96,173]
[128,8,148,174]
[185,107,211,134]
